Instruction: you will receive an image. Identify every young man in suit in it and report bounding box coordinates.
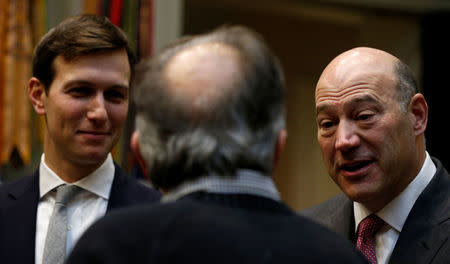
[302,47,450,263]
[67,26,368,264]
[0,14,160,264]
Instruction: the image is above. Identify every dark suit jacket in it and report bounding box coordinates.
[301,157,450,264]
[67,191,369,264]
[0,163,161,264]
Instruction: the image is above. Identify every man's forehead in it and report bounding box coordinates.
[319,47,398,82]
[315,73,397,113]
[316,53,398,108]
[315,93,382,114]
[50,50,131,88]
[331,47,399,67]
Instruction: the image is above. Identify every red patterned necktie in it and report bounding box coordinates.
[356,214,385,264]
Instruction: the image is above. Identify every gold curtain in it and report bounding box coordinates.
[0,0,6,163]
[0,0,32,165]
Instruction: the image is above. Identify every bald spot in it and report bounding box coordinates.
[164,43,243,116]
[316,47,400,105]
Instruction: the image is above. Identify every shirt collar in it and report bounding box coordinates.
[354,151,436,232]
[39,153,115,200]
[162,169,280,203]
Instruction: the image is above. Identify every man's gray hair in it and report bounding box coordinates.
[133,26,285,190]
[394,60,419,112]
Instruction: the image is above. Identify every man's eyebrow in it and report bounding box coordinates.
[64,80,129,90]
[64,80,91,87]
[316,95,380,114]
[316,104,331,115]
[349,95,380,105]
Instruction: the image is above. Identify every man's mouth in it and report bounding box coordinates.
[78,130,110,135]
[77,131,111,141]
[338,160,374,177]
[341,160,372,171]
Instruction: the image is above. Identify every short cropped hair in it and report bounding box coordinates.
[133,26,285,190]
[394,60,419,112]
[32,14,135,92]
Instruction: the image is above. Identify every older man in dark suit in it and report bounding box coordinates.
[0,14,160,264]
[302,47,450,264]
[67,26,368,264]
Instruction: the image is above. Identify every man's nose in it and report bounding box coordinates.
[87,94,108,123]
[334,120,360,152]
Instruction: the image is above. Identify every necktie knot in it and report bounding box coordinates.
[356,214,385,264]
[358,214,384,238]
[55,184,81,206]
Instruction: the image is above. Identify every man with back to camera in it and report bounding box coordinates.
[301,47,450,264]
[0,14,160,264]
[67,25,369,264]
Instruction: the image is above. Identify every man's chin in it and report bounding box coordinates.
[341,183,378,204]
[348,192,373,204]
[74,151,110,166]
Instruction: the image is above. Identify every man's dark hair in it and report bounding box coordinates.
[133,26,285,190]
[32,14,135,92]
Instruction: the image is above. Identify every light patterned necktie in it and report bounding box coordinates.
[42,184,81,264]
[356,214,385,264]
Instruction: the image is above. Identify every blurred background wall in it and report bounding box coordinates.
[1,0,449,211]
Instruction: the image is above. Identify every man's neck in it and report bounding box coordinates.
[43,154,105,183]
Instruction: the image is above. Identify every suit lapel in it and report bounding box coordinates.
[301,193,356,242]
[389,158,450,264]
[329,194,355,241]
[2,171,40,263]
[317,194,355,241]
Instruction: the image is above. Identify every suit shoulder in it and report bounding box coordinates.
[68,201,200,264]
[0,174,36,202]
[300,193,350,218]
[72,202,189,250]
[131,180,161,201]
[111,165,161,203]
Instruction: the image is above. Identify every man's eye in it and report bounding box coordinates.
[358,115,370,120]
[357,112,374,121]
[105,90,126,101]
[69,87,90,97]
[319,120,335,129]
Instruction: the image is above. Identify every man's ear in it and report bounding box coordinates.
[273,129,287,172]
[29,77,46,115]
[131,131,149,178]
[409,93,428,136]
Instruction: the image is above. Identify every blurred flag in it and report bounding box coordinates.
[139,0,154,59]
[109,0,123,25]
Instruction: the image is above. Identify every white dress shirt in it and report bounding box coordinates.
[35,154,115,264]
[353,152,436,264]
